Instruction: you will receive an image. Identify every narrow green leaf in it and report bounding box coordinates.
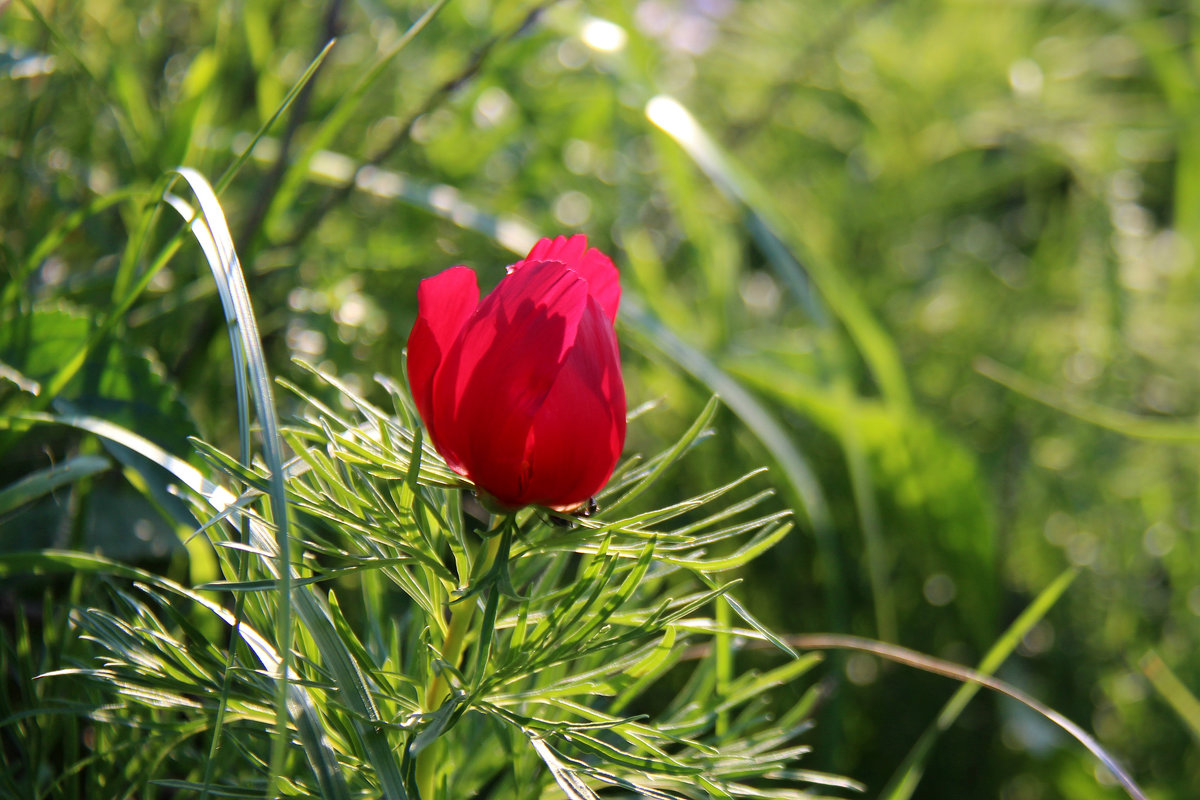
[559,729,702,776]
[1140,650,1200,746]
[151,780,264,798]
[0,455,110,516]
[699,574,797,660]
[610,628,683,714]
[662,522,793,572]
[603,395,718,515]
[977,357,1200,441]
[719,653,823,711]
[528,736,602,800]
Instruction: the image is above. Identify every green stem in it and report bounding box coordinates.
[416,522,507,799]
[423,593,477,712]
[715,591,731,738]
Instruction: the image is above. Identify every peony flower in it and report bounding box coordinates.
[406,235,626,512]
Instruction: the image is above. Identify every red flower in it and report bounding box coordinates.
[406,235,626,512]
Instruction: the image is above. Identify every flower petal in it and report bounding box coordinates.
[406,266,479,471]
[432,260,592,504]
[513,235,620,323]
[520,296,626,509]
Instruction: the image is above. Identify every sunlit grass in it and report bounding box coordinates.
[2,0,1198,797]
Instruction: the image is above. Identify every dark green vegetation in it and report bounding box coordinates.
[2,1,1199,798]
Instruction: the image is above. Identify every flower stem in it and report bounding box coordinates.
[416,520,507,798]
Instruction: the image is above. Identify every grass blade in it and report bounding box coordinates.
[789,631,1147,800]
[163,167,298,793]
[879,568,1077,800]
[1140,650,1200,746]
[976,357,1200,442]
[0,454,110,516]
[644,94,911,409]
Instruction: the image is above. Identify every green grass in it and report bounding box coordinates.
[2,0,1199,797]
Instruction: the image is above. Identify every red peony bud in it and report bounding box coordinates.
[406,235,626,512]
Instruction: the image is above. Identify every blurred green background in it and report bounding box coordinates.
[3,0,1199,797]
